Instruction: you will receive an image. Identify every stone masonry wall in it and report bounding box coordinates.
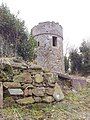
[31,21,65,74]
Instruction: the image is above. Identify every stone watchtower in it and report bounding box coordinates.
[31,21,64,73]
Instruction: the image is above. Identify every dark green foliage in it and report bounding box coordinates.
[79,41,90,75]
[0,3,28,58]
[0,3,28,44]
[64,56,69,72]
[0,3,36,61]
[69,41,90,75]
[17,35,36,61]
[69,49,82,74]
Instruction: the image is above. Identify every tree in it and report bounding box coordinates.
[79,41,90,75]
[0,3,28,43]
[17,35,36,61]
[69,40,90,75]
[0,3,28,57]
[69,49,82,74]
[0,3,36,61]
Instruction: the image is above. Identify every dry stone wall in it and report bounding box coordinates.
[0,58,87,107]
[0,59,64,107]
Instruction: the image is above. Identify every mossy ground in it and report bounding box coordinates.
[1,87,90,120]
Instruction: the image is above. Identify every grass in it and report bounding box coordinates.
[1,86,90,120]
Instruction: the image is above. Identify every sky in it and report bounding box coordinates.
[0,0,90,53]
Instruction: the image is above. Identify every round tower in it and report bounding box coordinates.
[31,21,65,73]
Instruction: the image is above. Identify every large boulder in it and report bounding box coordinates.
[53,83,64,101]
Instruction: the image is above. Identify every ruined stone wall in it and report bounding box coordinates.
[31,21,65,73]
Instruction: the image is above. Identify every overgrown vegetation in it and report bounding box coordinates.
[17,35,37,61]
[0,3,36,61]
[64,40,90,76]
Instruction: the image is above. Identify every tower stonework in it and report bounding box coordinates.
[31,21,65,73]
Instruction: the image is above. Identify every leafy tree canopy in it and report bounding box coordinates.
[69,49,82,74]
[68,41,90,75]
[17,35,37,61]
[79,41,90,75]
[0,3,28,43]
[0,3,36,61]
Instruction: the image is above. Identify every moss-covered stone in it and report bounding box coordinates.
[32,87,45,96]
[13,72,32,83]
[16,97,35,105]
[45,87,54,95]
[3,82,21,88]
[13,74,23,83]
[43,96,54,103]
[35,74,43,83]
[44,73,55,83]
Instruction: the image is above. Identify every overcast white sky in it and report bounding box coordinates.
[0,0,90,53]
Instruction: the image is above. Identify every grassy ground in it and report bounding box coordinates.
[0,86,90,120]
